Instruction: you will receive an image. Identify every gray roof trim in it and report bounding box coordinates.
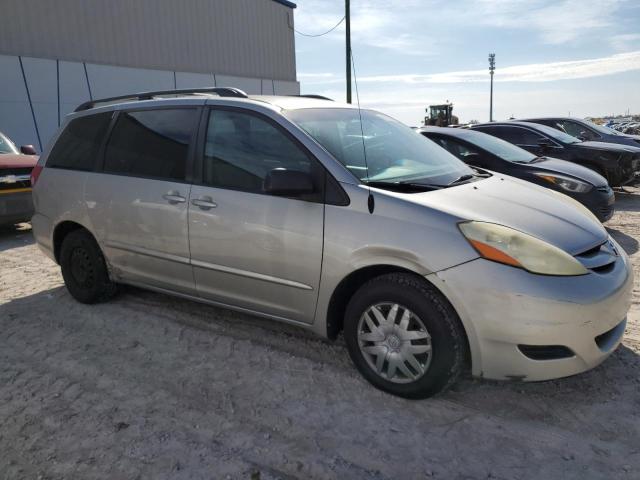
[271,0,297,8]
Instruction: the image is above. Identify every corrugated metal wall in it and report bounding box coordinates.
[0,0,297,81]
[0,54,300,152]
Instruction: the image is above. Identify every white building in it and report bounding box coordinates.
[0,0,300,152]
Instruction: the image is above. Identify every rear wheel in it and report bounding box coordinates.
[60,229,118,304]
[344,273,466,399]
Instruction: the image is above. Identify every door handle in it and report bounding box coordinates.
[163,192,186,204]
[191,197,217,210]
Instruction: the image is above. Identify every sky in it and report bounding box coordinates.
[292,0,640,125]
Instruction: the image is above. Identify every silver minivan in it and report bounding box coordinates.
[31,88,633,398]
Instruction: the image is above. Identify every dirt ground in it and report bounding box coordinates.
[1,188,639,480]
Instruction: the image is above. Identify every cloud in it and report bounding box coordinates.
[610,33,640,51]
[301,51,640,85]
[470,0,624,45]
[293,0,438,54]
[294,0,629,54]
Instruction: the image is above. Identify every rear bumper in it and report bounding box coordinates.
[0,189,33,225]
[31,212,55,262]
[429,245,633,381]
[617,158,640,186]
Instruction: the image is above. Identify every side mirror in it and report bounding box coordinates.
[578,130,589,141]
[537,140,554,151]
[20,145,37,155]
[263,168,314,196]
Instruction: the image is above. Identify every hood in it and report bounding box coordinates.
[529,157,608,187]
[0,153,38,169]
[404,175,607,255]
[575,141,640,154]
[619,134,640,144]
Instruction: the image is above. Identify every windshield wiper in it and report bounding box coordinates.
[447,169,493,185]
[364,180,445,192]
[447,173,475,186]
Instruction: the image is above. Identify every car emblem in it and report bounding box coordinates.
[0,175,18,184]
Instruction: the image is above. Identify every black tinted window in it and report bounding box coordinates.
[104,109,197,181]
[47,113,111,170]
[432,136,479,161]
[477,126,544,145]
[557,120,598,140]
[203,109,314,193]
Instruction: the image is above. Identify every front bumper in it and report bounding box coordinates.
[570,186,615,222]
[430,247,633,381]
[0,189,33,226]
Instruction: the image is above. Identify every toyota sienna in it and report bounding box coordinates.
[31,89,634,398]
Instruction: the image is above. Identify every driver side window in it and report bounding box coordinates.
[203,109,320,196]
[434,137,480,161]
[557,121,598,140]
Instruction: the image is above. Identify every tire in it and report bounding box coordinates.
[59,229,118,304]
[344,273,466,399]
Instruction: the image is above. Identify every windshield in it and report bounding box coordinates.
[460,131,536,163]
[584,119,622,136]
[532,123,581,144]
[284,108,473,185]
[0,132,18,154]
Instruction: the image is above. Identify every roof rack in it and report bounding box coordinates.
[74,87,248,112]
[297,94,334,101]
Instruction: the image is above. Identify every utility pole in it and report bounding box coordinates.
[346,0,352,103]
[488,53,495,122]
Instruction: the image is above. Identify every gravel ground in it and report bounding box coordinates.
[1,188,639,480]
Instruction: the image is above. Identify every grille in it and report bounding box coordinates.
[574,239,617,271]
[518,345,575,360]
[595,319,626,351]
[0,167,32,191]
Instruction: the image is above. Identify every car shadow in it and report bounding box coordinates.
[610,189,640,212]
[0,223,34,253]
[607,227,639,255]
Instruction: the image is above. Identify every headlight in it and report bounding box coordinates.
[459,221,588,276]
[533,173,592,193]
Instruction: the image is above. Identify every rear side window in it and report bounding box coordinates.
[47,113,112,170]
[104,109,197,181]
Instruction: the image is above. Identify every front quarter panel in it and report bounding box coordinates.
[313,183,478,336]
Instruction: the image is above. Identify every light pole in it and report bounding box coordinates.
[489,53,495,122]
[346,0,352,103]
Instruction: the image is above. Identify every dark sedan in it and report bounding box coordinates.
[470,121,640,187]
[420,126,615,222]
[522,117,640,148]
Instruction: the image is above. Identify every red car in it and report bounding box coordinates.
[0,131,38,226]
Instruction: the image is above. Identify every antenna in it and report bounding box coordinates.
[346,0,352,103]
[350,50,374,213]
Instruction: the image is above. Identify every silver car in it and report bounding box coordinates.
[31,88,633,398]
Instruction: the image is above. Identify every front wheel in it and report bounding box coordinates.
[344,273,466,399]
